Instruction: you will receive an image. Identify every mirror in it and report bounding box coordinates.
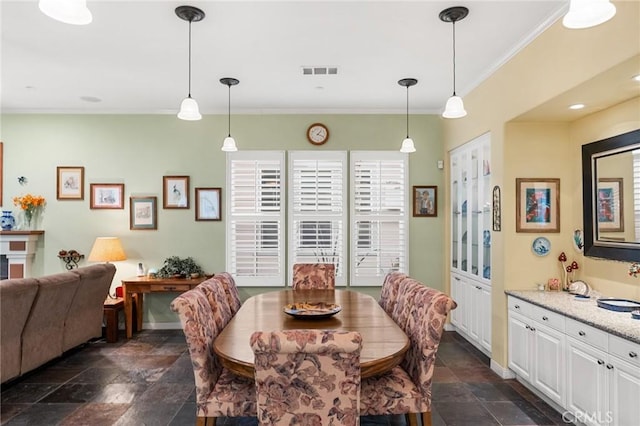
[582,128,640,262]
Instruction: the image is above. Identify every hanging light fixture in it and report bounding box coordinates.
[440,6,469,119]
[398,78,417,153]
[563,0,616,29]
[39,0,92,25]
[220,77,240,152]
[176,5,205,121]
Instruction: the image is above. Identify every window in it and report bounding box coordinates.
[226,151,285,286]
[350,151,408,286]
[634,149,640,241]
[288,151,347,285]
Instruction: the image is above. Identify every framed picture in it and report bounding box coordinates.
[492,185,501,231]
[56,166,84,200]
[597,178,624,232]
[195,187,222,221]
[413,185,437,217]
[163,175,189,209]
[130,196,157,230]
[90,183,124,209]
[516,178,560,233]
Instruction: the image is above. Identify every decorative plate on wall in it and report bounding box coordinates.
[532,237,551,256]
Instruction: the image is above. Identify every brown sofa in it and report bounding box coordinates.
[0,263,116,383]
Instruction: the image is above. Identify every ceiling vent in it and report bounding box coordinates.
[302,66,338,76]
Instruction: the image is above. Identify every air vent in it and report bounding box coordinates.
[302,66,338,76]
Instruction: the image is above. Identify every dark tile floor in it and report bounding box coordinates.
[1,330,566,425]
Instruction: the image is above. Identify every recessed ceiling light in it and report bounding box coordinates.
[633,74,640,82]
[569,103,585,110]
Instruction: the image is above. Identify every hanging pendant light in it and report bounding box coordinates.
[39,0,92,25]
[220,78,240,152]
[176,6,205,121]
[398,78,417,153]
[440,6,468,119]
[563,0,616,29]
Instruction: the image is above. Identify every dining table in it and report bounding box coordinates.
[213,289,410,379]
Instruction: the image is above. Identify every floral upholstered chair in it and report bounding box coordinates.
[250,330,362,426]
[197,278,233,330]
[390,277,424,331]
[214,272,242,315]
[361,285,456,426]
[170,289,256,425]
[378,271,408,315]
[291,263,336,290]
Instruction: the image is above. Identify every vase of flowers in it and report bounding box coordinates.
[13,194,46,230]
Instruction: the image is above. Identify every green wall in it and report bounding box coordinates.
[1,113,444,324]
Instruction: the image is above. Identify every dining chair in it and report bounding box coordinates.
[291,263,336,290]
[197,277,234,329]
[214,272,242,315]
[170,289,256,425]
[378,271,408,315]
[390,277,424,331]
[250,329,362,426]
[361,285,457,426]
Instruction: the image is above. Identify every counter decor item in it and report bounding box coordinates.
[632,310,640,320]
[568,280,590,296]
[12,193,46,230]
[596,298,640,312]
[558,252,579,291]
[1,210,16,230]
[629,262,639,278]
[547,277,561,291]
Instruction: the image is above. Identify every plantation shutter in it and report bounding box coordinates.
[288,151,347,286]
[350,151,408,286]
[226,151,285,286]
[634,149,640,241]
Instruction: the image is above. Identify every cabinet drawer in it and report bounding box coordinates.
[531,305,565,332]
[609,335,640,367]
[150,284,191,292]
[508,297,532,317]
[566,318,608,351]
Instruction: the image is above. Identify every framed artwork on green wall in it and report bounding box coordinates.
[130,196,157,230]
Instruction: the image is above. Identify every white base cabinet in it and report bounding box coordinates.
[508,296,640,426]
[451,272,491,354]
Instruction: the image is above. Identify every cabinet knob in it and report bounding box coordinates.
[630,352,638,358]
[525,325,530,330]
[454,277,460,281]
[530,327,536,332]
[606,364,614,370]
[578,331,586,336]
[542,316,548,321]
[515,305,520,309]
[597,359,605,365]
[476,286,482,290]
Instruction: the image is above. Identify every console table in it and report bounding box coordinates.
[121,276,209,338]
[0,230,44,279]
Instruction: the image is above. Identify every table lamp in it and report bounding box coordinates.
[88,237,127,298]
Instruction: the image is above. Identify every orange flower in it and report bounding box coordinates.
[12,194,46,221]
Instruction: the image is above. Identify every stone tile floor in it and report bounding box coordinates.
[1,330,567,425]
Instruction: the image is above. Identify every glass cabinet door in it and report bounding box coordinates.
[451,155,460,270]
[459,151,469,274]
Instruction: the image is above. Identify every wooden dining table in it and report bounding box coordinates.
[213,289,410,379]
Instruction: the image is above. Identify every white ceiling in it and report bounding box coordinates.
[1,0,568,115]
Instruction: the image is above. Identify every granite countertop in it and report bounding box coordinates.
[505,290,640,345]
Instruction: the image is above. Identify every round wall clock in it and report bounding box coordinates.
[306,123,329,145]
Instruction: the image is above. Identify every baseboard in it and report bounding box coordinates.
[142,322,182,330]
[444,323,456,332]
[490,359,516,379]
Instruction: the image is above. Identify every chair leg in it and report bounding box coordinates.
[407,413,419,426]
[421,411,432,426]
[196,417,216,426]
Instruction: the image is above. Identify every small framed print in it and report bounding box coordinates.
[413,186,437,217]
[163,175,189,209]
[195,187,221,221]
[90,183,124,209]
[130,196,157,230]
[516,178,560,233]
[597,178,624,232]
[57,166,84,200]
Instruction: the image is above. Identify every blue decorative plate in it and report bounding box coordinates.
[532,237,551,256]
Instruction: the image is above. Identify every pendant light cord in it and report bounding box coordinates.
[405,85,410,138]
[187,20,192,97]
[452,20,457,96]
[227,84,232,137]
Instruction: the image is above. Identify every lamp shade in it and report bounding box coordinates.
[563,0,616,29]
[88,237,127,262]
[177,96,202,121]
[442,95,467,119]
[39,0,92,25]
[221,136,238,152]
[400,138,416,153]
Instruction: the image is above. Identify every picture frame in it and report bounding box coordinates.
[90,183,124,209]
[413,185,437,217]
[492,185,501,231]
[597,178,624,232]
[163,175,189,209]
[516,178,560,233]
[130,196,157,230]
[56,166,84,200]
[195,187,222,221]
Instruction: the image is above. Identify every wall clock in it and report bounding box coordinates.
[306,123,329,145]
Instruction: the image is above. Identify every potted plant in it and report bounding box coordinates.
[156,256,204,278]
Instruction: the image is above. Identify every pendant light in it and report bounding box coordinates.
[440,6,469,119]
[398,78,417,153]
[176,6,205,121]
[220,78,240,152]
[563,0,616,29]
[39,0,92,25]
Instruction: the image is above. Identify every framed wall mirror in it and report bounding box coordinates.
[582,128,640,262]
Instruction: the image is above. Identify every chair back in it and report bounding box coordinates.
[170,290,223,404]
[390,277,424,332]
[251,329,362,425]
[197,278,233,329]
[379,271,407,315]
[291,263,336,290]
[215,272,242,315]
